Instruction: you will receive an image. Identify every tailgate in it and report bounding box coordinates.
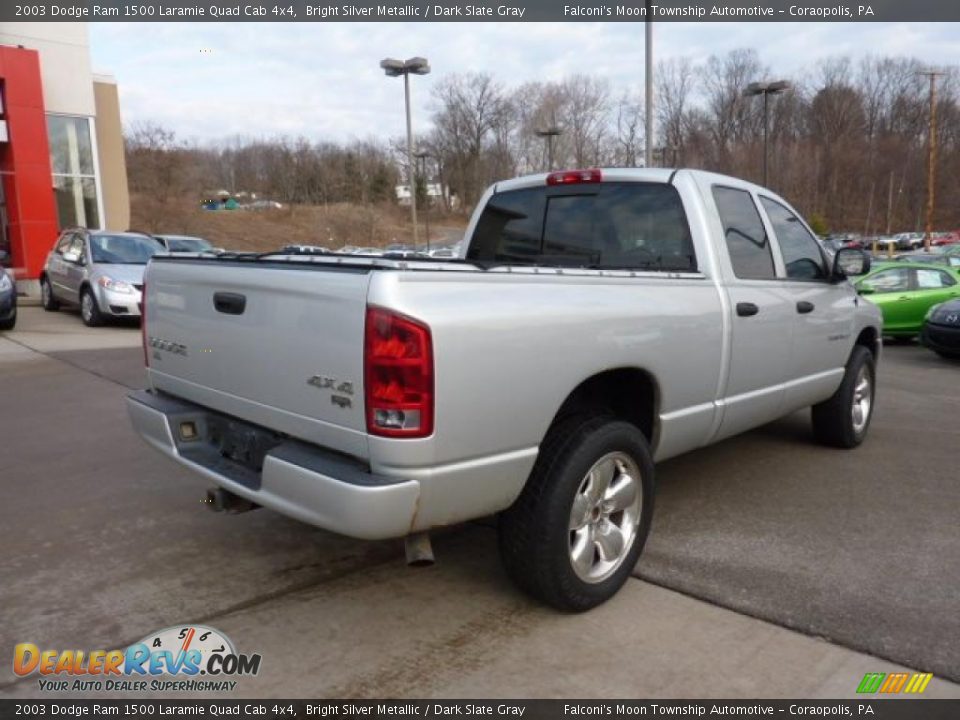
[143,258,371,460]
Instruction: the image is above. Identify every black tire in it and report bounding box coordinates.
[811,345,876,448]
[935,350,960,361]
[0,307,14,331]
[498,415,655,612]
[40,276,59,311]
[80,287,104,327]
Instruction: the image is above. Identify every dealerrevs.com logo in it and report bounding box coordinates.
[13,625,262,692]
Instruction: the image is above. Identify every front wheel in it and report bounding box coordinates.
[0,307,14,331]
[811,346,876,448]
[498,416,655,612]
[80,288,104,327]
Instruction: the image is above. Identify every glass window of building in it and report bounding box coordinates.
[48,115,100,229]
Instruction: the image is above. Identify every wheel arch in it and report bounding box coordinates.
[854,325,880,361]
[546,367,660,449]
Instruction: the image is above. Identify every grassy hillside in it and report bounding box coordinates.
[129,196,467,253]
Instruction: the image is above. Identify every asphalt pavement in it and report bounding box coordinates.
[1,306,958,699]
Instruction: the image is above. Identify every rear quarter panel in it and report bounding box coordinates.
[367,269,725,472]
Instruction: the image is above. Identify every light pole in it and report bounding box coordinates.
[535,126,563,171]
[380,56,430,250]
[644,1,654,168]
[414,149,432,251]
[744,80,790,187]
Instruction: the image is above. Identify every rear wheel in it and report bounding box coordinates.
[811,346,876,448]
[498,415,655,612]
[40,276,59,311]
[80,288,104,327]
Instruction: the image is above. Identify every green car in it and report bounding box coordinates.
[855,262,960,337]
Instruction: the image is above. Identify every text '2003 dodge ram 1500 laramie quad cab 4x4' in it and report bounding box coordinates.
[127,168,880,611]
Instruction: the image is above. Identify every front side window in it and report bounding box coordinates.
[712,186,774,280]
[861,268,910,294]
[760,197,827,280]
[467,182,696,272]
[48,115,100,229]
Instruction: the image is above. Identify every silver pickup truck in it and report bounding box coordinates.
[127,168,881,610]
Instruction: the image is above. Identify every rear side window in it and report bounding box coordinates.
[712,186,775,280]
[467,182,696,272]
[916,268,956,289]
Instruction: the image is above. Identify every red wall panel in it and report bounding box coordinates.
[0,46,59,280]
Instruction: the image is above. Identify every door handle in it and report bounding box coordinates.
[213,292,246,315]
[797,301,815,314]
[897,296,911,301]
[736,302,759,317]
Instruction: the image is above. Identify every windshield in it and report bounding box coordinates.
[166,237,212,252]
[90,235,162,264]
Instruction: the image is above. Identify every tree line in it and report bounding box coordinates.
[126,49,960,234]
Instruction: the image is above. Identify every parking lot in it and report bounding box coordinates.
[2,305,959,699]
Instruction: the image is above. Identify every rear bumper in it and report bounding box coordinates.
[126,389,421,539]
[921,322,960,357]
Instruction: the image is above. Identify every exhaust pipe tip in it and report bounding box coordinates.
[404,531,435,567]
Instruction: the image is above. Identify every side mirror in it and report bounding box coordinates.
[833,248,870,280]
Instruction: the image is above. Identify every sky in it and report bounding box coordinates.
[89,21,958,145]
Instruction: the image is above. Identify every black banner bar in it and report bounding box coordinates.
[1,0,959,23]
[3,700,960,720]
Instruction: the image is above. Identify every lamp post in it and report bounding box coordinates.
[380,56,430,250]
[535,126,563,171]
[414,149,432,251]
[744,80,790,187]
[644,0,654,168]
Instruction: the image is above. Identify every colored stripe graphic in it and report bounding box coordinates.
[858,672,932,694]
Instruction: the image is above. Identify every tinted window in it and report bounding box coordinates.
[916,268,956,289]
[760,197,827,280]
[861,268,910,294]
[468,182,696,272]
[712,186,774,280]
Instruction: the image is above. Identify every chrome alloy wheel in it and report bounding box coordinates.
[851,365,872,435]
[568,452,643,584]
[81,292,94,323]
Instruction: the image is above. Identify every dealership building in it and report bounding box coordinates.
[0,22,129,292]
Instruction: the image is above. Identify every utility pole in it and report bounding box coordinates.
[644,2,654,167]
[919,69,945,252]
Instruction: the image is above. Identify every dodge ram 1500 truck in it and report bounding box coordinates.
[127,168,881,611]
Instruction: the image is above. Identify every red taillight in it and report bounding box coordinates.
[140,280,149,367]
[364,306,434,438]
[546,168,602,186]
